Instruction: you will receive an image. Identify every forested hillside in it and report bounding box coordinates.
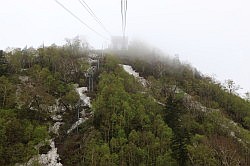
[0,39,249,166]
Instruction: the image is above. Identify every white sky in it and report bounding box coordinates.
[1,0,250,94]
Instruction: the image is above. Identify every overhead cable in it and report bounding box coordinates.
[121,0,124,36]
[54,0,109,40]
[78,0,111,36]
[124,0,127,37]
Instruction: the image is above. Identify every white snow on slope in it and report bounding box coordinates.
[121,65,248,146]
[39,140,62,166]
[49,122,64,135]
[76,87,91,107]
[121,64,218,113]
[23,140,62,166]
[121,64,147,87]
[48,100,65,135]
[49,99,65,121]
[183,93,219,113]
[121,64,165,107]
[67,87,92,134]
[152,98,166,106]
[67,118,85,134]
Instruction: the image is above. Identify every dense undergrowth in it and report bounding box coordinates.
[0,39,250,165]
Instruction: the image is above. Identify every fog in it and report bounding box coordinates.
[1,0,250,94]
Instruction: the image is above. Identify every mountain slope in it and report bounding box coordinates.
[0,41,250,165]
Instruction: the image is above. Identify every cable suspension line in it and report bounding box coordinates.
[123,0,127,36]
[78,0,111,36]
[54,0,109,41]
[121,0,124,37]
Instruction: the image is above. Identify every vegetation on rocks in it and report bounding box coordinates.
[0,40,249,165]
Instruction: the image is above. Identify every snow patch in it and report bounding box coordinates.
[49,100,65,121]
[51,115,62,121]
[88,58,98,64]
[230,120,237,126]
[152,98,165,106]
[49,122,64,135]
[67,87,92,134]
[67,118,85,134]
[23,140,62,166]
[39,140,62,166]
[76,87,91,108]
[183,93,219,113]
[18,76,29,82]
[121,64,166,106]
[121,64,147,87]
[230,131,235,137]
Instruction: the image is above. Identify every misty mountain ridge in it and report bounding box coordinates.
[0,39,250,165]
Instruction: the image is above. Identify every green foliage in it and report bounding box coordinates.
[0,76,16,108]
[61,88,79,109]
[2,41,250,165]
[187,144,218,166]
[0,51,8,75]
[0,109,49,165]
[0,41,91,165]
[182,78,250,130]
[60,56,176,165]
